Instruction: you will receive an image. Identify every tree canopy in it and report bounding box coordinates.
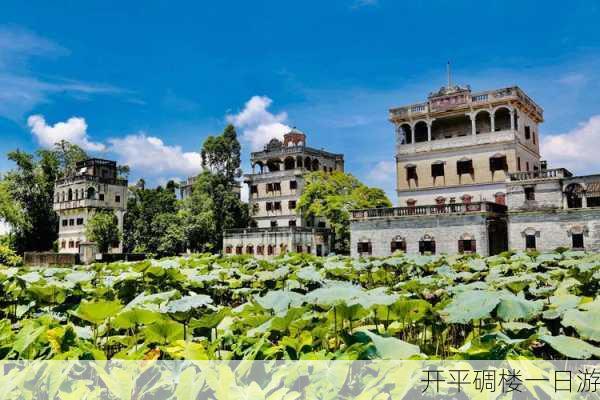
[201,124,241,182]
[85,210,121,253]
[297,171,391,254]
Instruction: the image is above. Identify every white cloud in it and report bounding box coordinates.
[541,115,600,174]
[226,96,291,151]
[108,133,202,178]
[366,160,396,204]
[27,114,106,151]
[351,0,378,9]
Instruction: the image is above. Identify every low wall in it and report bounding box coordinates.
[96,253,147,263]
[24,252,79,266]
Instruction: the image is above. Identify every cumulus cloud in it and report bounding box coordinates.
[226,96,291,151]
[27,114,106,151]
[541,115,600,174]
[108,133,202,178]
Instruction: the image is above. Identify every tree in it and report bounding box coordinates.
[201,124,241,182]
[85,210,121,253]
[181,171,249,252]
[123,181,181,256]
[0,180,25,232]
[297,171,391,254]
[1,142,88,253]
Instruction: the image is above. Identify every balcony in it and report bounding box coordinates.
[397,130,516,155]
[223,226,329,238]
[245,168,306,181]
[508,168,573,182]
[350,201,507,220]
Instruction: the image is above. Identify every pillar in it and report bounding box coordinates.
[427,120,432,142]
[470,113,476,136]
[510,109,515,131]
[491,112,496,132]
[583,195,588,209]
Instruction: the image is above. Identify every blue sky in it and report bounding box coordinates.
[2,1,600,203]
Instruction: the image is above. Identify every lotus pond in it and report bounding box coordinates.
[1,250,599,360]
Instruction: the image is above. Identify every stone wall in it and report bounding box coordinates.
[223,228,331,257]
[350,213,503,257]
[508,209,600,252]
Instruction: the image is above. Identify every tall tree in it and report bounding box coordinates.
[181,171,249,252]
[201,124,241,182]
[2,142,88,253]
[297,171,391,254]
[85,210,121,253]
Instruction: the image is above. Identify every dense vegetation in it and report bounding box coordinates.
[0,250,598,360]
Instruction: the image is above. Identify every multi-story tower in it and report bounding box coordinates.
[391,83,543,207]
[53,158,128,255]
[223,129,344,256]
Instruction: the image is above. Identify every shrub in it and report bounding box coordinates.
[0,244,22,266]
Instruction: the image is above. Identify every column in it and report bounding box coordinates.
[470,113,476,136]
[411,126,415,144]
[427,120,432,142]
[510,109,515,131]
[582,195,588,209]
[491,111,495,132]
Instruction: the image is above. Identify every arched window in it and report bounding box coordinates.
[235,246,243,255]
[284,157,295,170]
[87,187,96,200]
[398,124,412,144]
[225,246,233,254]
[257,245,265,255]
[304,157,312,171]
[68,188,73,201]
[267,245,274,256]
[565,183,584,209]
[494,107,511,131]
[475,110,492,134]
[390,236,406,253]
[414,121,428,142]
[246,245,254,254]
[311,159,320,171]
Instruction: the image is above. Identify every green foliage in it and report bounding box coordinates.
[0,243,22,266]
[201,124,241,182]
[0,249,599,361]
[1,141,87,253]
[85,211,121,253]
[297,171,391,253]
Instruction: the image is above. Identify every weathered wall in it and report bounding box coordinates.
[350,213,496,257]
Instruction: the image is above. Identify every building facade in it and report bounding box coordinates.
[53,158,128,255]
[350,80,600,257]
[223,129,344,257]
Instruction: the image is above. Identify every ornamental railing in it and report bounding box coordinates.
[223,227,329,237]
[56,175,128,186]
[508,168,572,182]
[350,201,506,220]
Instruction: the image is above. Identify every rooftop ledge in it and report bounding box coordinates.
[351,201,507,220]
[397,129,515,154]
[389,86,543,120]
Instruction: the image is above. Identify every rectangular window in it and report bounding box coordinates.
[273,182,281,191]
[306,245,311,254]
[68,241,74,248]
[115,195,121,203]
[76,218,84,225]
[357,242,372,255]
[490,156,508,172]
[588,197,600,207]
[517,157,521,171]
[250,185,258,194]
[62,219,68,227]
[266,183,273,192]
[252,203,259,214]
[235,246,242,255]
[406,166,418,181]
[257,245,264,255]
[457,160,473,175]
[61,241,66,249]
[532,131,536,145]
[289,220,296,227]
[526,162,530,171]
[459,240,476,253]
[69,219,75,226]
[525,186,535,201]
[390,240,406,253]
[225,246,232,254]
[296,245,303,253]
[274,201,281,210]
[99,193,105,201]
[572,233,584,249]
[419,240,436,255]
[290,180,297,190]
[270,220,278,227]
[431,163,445,178]
[525,126,531,140]
[288,200,296,210]
[526,235,537,250]
[266,202,272,211]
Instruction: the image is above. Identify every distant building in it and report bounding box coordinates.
[53,158,128,255]
[223,128,344,256]
[350,78,600,257]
